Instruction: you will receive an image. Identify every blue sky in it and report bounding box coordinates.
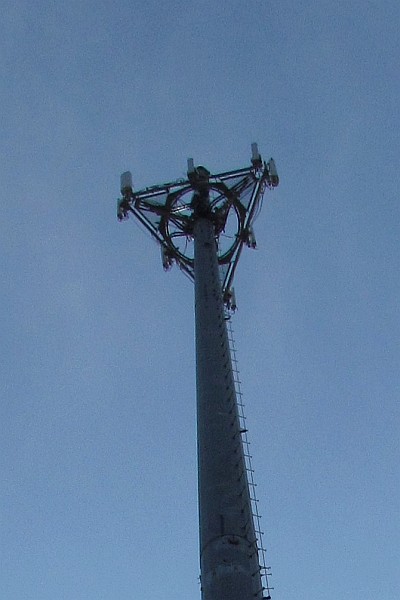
[1,1,399,599]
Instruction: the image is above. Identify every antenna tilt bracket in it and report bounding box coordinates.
[117,144,278,303]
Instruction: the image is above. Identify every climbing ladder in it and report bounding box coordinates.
[226,316,273,600]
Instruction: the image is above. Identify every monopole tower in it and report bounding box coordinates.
[117,144,279,600]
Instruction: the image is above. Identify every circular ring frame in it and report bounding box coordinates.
[158,185,246,267]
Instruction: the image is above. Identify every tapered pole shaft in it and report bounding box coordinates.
[194,216,263,600]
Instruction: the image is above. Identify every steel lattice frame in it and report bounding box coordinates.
[118,158,277,301]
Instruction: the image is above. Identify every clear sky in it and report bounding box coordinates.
[1,1,399,599]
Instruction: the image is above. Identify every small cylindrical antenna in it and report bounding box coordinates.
[120,171,133,195]
[187,158,195,176]
[251,143,262,166]
[230,287,237,311]
[267,158,279,187]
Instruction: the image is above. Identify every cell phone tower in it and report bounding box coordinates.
[117,144,279,600]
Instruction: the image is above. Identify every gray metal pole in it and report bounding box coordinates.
[194,216,264,600]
